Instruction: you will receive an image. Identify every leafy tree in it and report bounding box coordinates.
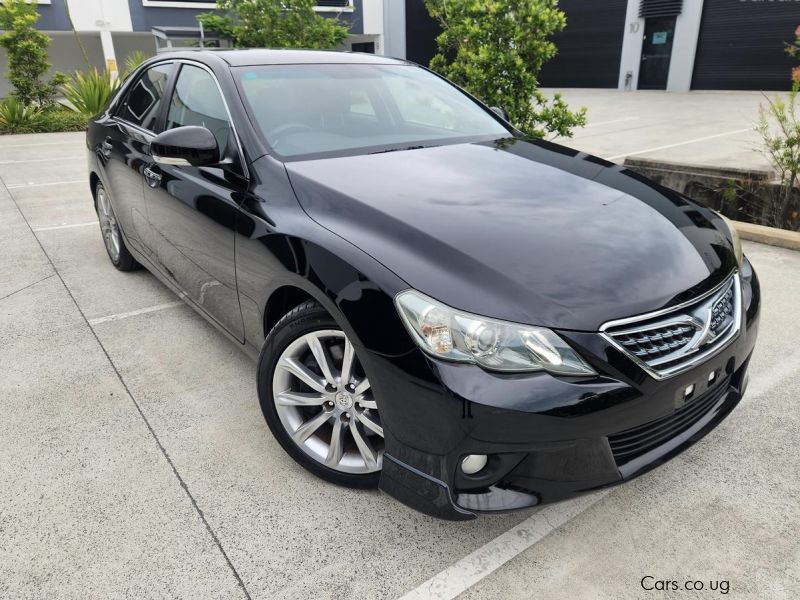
[198,0,349,49]
[0,0,67,106]
[424,0,586,138]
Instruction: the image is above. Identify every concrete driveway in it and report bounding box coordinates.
[548,89,775,173]
[1,132,798,599]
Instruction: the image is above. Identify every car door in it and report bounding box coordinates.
[99,61,175,256]
[143,62,247,342]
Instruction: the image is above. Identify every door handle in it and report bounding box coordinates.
[143,165,162,186]
[100,137,113,157]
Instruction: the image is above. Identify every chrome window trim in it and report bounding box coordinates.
[170,59,250,180]
[113,60,176,135]
[114,117,158,138]
[600,272,742,381]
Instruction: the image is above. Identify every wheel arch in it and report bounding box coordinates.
[240,233,414,358]
[89,171,100,201]
[263,284,315,338]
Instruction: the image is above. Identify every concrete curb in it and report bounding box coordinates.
[733,220,800,252]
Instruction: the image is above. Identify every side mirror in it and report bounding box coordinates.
[151,126,219,167]
[490,106,508,121]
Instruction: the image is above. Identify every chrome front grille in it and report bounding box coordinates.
[613,322,698,361]
[601,274,741,380]
[710,285,735,335]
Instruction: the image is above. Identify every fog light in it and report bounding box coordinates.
[708,371,716,383]
[461,454,488,475]
[684,384,695,399]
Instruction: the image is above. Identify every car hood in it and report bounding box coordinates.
[283,138,737,331]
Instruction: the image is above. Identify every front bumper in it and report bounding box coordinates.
[368,266,760,520]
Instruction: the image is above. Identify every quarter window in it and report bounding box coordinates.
[167,64,232,158]
[117,63,172,131]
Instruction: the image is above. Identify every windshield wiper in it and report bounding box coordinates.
[369,145,429,155]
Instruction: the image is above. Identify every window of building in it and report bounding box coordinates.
[141,0,351,9]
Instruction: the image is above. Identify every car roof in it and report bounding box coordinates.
[157,49,410,67]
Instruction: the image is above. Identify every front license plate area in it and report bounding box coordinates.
[673,358,732,409]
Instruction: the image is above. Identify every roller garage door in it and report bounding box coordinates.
[692,1,800,90]
[539,0,627,88]
[405,0,441,67]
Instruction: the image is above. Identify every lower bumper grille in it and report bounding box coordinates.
[608,379,730,465]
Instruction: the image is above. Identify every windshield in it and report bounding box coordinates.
[235,64,510,159]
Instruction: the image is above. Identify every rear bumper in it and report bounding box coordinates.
[370,265,760,520]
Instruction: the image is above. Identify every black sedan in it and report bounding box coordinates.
[87,50,759,520]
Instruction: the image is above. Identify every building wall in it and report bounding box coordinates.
[0,32,105,98]
[382,0,405,59]
[126,0,361,33]
[128,1,210,32]
[34,0,71,31]
[617,0,644,90]
[0,0,374,98]
[112,32,159,66]
[70,0,133,31]
[618,0,703,92]
[394,0,800,92]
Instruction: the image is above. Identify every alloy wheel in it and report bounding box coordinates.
[96,186,121,263]
[272,330,383,474]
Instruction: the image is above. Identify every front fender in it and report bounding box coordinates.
[235,195,415,358]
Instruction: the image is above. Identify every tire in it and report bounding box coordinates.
[257,300,383,489]
[95,182,139,272]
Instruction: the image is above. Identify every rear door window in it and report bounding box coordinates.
[117,63,173,131]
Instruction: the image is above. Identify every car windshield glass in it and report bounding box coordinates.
[236,64,510,159]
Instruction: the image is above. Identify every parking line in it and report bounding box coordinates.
[0,140,79,148]
[397,346,800,600]
[6,179,87,189]
[607,128,751,161]
[33,221,97,232]
[398,492,609,600]
[583,116,641,128]
[0,165,252,600]
[88,301,186,326]
[0,156,84,164]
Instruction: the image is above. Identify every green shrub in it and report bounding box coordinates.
[0,97,41,130]
[198,0,349,49]
[0,103,87,134]
[757,84,800,230]
[61,68,120,117]
[0,0,67,107]
[31,108,88,133]
[123,50,148,78]
[424,0,586,138]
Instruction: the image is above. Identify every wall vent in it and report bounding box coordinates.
[639,0,683,18]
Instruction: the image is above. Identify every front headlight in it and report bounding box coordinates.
[395,290,596,376]
[718,214,744,267]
